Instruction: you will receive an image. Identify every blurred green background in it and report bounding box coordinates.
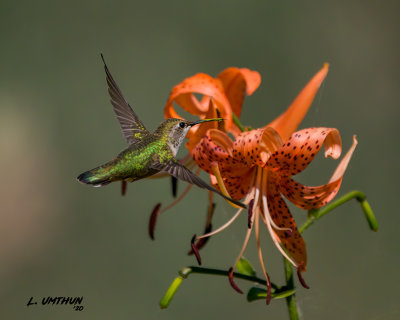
[0,0,398,319]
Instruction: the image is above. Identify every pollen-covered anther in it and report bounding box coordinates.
[188,224,212,255]
[265,272,272,305]
[228,267,243,294]
[121,181,127,196]
[148,203,161,240]
[191,234,202,265]
[297,261,310,289]
[284,228,294,237]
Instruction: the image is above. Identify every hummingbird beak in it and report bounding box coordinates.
[190,118,225,127]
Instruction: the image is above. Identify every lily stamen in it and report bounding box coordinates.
[297,262,310,289]
[228,267,243,294]
[191,234,202,265]
[232,205,256,271]
[247,199,254,228]
[261,193,298,268]
[148,168,201,240]
[254,205,272,305]
[158,167,201,215]
[210,162,244,209]
[196,208,244,240]
[196,172,256,241]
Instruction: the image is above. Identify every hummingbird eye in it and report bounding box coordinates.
[179,122,186,128]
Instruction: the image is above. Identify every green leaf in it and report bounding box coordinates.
[247,287,295,302]
[236,257,256,277]
[247,287,267,302]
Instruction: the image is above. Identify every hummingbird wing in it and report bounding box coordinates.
[101,54,149,145]
[151,160,246,209]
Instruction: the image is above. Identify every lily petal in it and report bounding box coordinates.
[186,99,220,152]
[267,63,329,142]
[329,135,358,183]
[192,129,233,174]
[165,73,232,130]
[233,127,283,167]
[278,135,358,209]
[279,177,342,210]
[266,128,342,176]
[192,129,255,199]
[266,174,307,268]
[217,67,261,117]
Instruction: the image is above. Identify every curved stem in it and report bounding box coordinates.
[160,190,377,313]
[299,190,378,234]
[284,190,377,319]
[180,266,279,290]
[160,266,282,309]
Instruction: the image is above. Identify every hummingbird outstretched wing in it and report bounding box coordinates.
[151,160,247,209]
[101,54,149,145]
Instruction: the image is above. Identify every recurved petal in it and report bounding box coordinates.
[266,175,307,268]
[219,165,255,200]
[217,67,262,117]
[186,99,220,152]
[266,128,342,176]
[233,127,283,167]
[191,129,254,199]
[164,73,232,129]
[267,64,329,142]
[278,135,358,209]
[279,177,342,210]
[192,129,234,176]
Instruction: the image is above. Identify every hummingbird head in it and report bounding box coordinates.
[155,118,224,156]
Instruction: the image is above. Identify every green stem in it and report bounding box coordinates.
[160,190,377,314]
[283,190,377,318]
[232,113,246,132]
[299,190,378,234]
[160,266,282,309]
[247,287,295,302]
[180,266,279,290]
[284,259,299,320]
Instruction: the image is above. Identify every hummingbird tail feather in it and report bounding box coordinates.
[77,169,112,187]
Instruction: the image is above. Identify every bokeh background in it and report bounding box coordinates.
[0,1,398,319]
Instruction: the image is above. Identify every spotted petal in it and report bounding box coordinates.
[266,174,307,268]
[279,177,342,210]
[266,128,342,176]
[278,135,357,209]
[191,129,255,199]
[233,127,282,167]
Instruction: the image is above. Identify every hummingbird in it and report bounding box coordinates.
[77,55,246,209]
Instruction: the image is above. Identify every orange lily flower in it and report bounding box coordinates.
[164,64,359,300]
[156,64,357,303]
[192,126,357,302]
[165,67,261,151]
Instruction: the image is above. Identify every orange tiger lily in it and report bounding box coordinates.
[192,126,357,302]
[156,63,355,303]
[165,67,261,150]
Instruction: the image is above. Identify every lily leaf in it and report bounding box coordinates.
[236,257,256,277]
[247,287,295,302]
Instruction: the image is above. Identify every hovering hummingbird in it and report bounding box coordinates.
[77,55,246,209]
